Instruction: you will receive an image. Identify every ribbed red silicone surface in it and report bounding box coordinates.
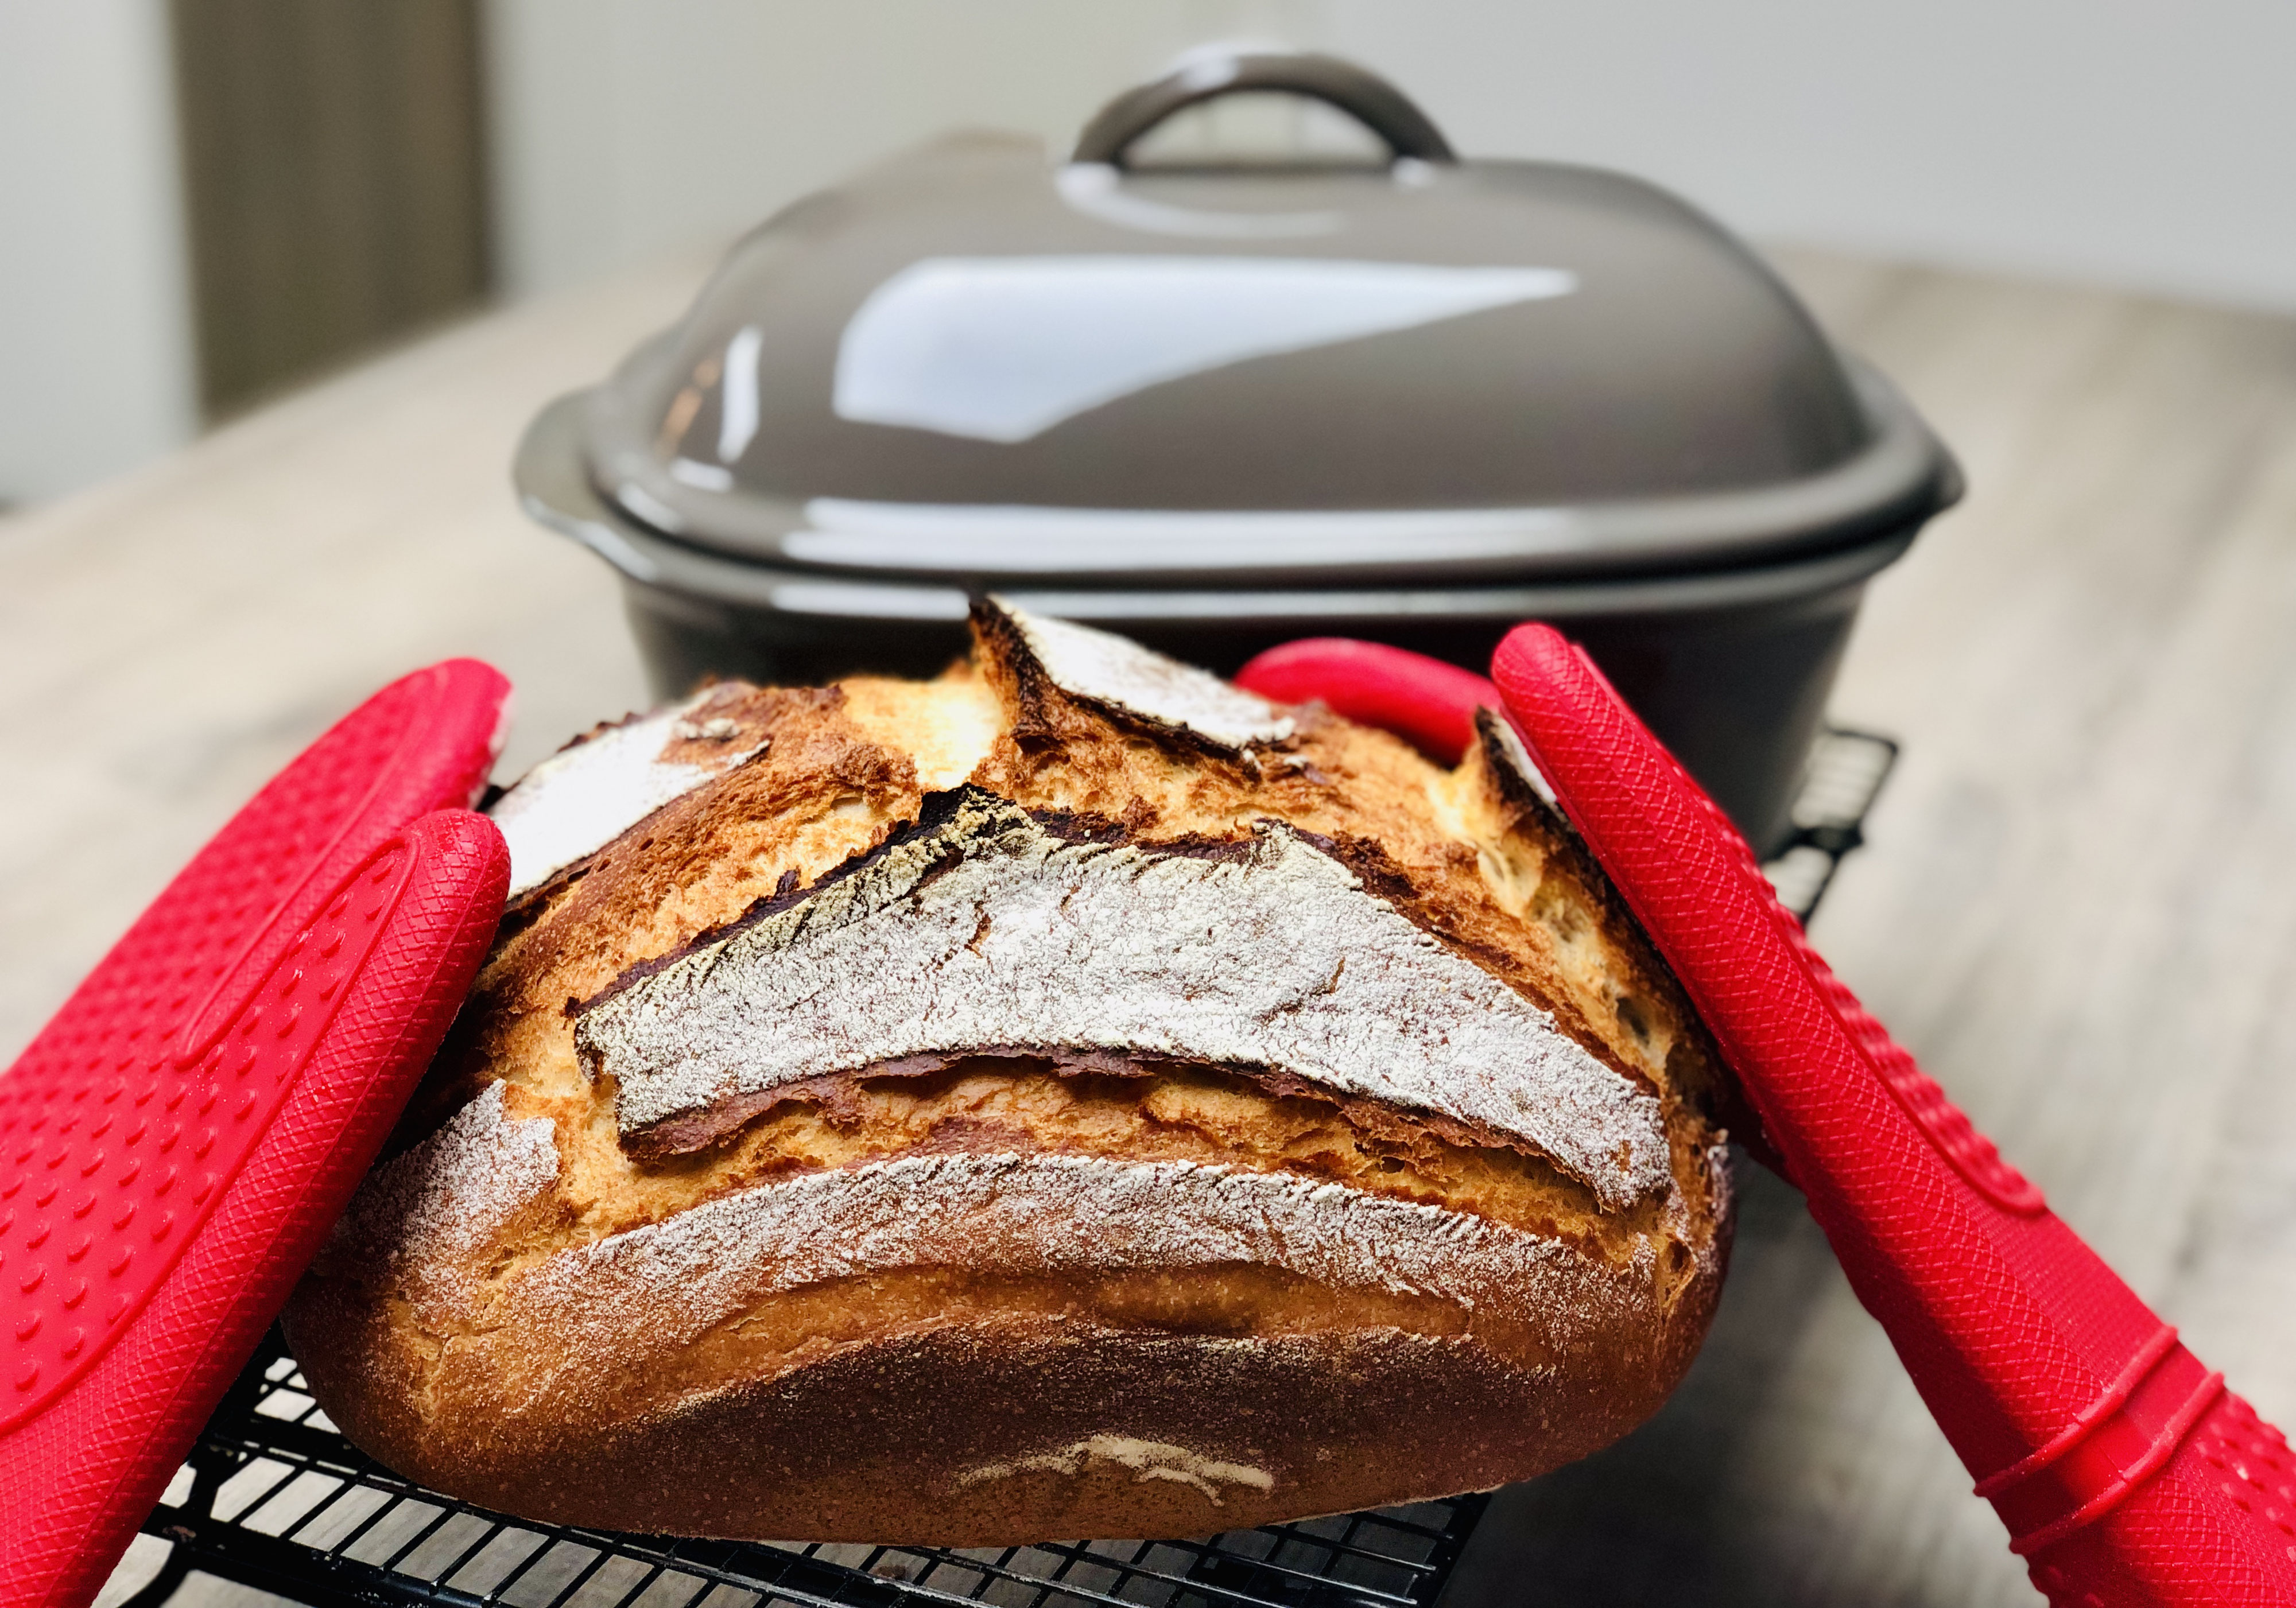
[1490,623,2296,1607]
[0,662,512,1608]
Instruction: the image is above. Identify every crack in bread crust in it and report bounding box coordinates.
[576,1056,1634,1255]
[615,1048,1614,1219]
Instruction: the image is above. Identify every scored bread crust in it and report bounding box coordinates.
[284,600,1735,1543]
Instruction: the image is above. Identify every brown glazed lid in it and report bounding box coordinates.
[576,51,1957,589]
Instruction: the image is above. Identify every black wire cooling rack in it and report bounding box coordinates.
[1760,728,1898,923]
[131,1326,1487,1608]
[125,727,1895,1608]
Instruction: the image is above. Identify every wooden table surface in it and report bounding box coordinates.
[6,246,2294,1608]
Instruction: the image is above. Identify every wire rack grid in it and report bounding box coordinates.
[126,728,1895,1608]
[134,1329,1486,1608]
[1760,728,1898,921]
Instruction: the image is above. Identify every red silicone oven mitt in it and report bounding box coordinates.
[0,661,514,1608]
[1240,632,2296,1607]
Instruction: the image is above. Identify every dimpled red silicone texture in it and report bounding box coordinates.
[0,662,513,1608]
[1490,623,2296,1607]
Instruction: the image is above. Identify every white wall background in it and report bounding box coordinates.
[0,0,195,506]
[1325,0,2296,313]
[482,0,1324,298]
[5,0,2295,504]
[483,0,2296,312]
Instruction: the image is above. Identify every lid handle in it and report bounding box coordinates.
[1072,50,1457,168]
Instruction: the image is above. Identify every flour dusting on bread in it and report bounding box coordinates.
[491,685,770,899]
[324,1082,559,1323]
[989,597,1294,751]
[509,1151,1652,1358]
[956,1436,1275,1505]
[579,788,1669,1208]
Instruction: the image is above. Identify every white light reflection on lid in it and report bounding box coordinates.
[785,498,1584,573]
[832,255,1576,445]
[717,325,765,462]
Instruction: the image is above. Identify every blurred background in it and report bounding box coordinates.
[5,0,2294,509]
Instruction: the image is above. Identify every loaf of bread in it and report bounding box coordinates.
[283,599,1733,1543]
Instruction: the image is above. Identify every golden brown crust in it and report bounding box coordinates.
[298,1292,1701,1544]
[289,605,1733,1543]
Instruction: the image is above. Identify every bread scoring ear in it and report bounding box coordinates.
[971,594,1295,756]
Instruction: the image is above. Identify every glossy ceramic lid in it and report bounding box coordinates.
[577,51,1956,587]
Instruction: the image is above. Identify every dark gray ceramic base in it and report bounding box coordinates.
[619,569,1871,859]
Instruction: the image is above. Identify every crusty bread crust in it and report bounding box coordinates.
[285,601,1733,1542]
